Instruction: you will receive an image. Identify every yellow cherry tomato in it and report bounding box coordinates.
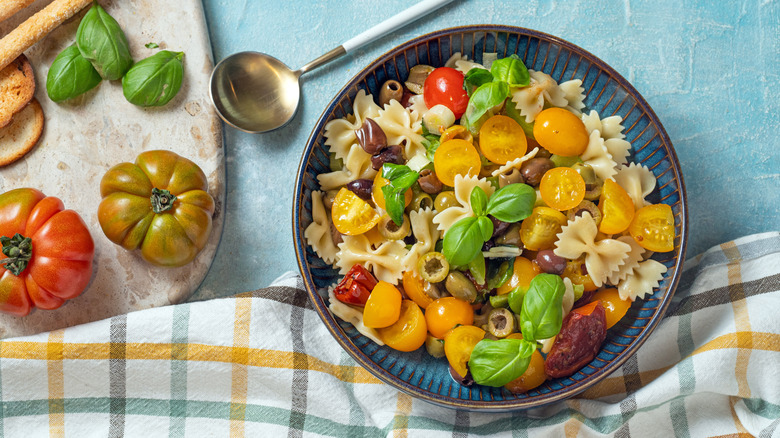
[433,139,481,187]
[377,300,427,352]
[561,258,598,292]
[496,256,541,295]
[539,167,586,211]
[332,187,380,235]
[372,172,413,211]
[425,297,474,339]
[444,325,486,379]
[592,288,631,329]
[629,204,675,252]
[402,270,434,309]
[598,179,635,234]
[363,281,402,328]
[503,333,547,393]
[478,115,528,164]
[439,125,473,144]
[520,206,568,251]
[532,107,589,157]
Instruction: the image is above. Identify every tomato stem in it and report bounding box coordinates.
[0,233,33,276]
[150,188,177,213]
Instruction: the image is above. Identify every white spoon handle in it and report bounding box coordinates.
[342,0,454,53]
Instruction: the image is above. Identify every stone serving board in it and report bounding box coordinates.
[0,0,224,337]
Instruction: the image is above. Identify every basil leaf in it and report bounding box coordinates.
[442,217,483,266]
[486,183,535,223]
[507,285,527,314]
[467,252,486,286]
[463,81,509,131]
[520,273,566,343]
[382,185,406,227]
[382,163,410,181]
[123,51,184,107]
[381,164,419,225]
[468,338,535,387]
[486,260,513,290]
[46,43,102,102]
[490,54,530,88]
[463,68,494,96]
[145,42,159,49]
[476,216,493,242]
[76,2,133,80]
[422,134,440,161]
[470,186,487,217]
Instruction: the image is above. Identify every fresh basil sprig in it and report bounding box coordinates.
[468,337,536,387]
[462,54,530,132]
[123,50,184,107]
[381,163,419,226]
[486,183,536,222]
[518,273,566,343]
[76,2,133,80]
[462,81,509,131]
[490,54,530,87]
[463,68,494,96]
[46,43,102,102]
[421,125,441,161]
[441,217,484,266]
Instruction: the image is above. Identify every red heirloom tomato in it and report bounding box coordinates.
[423,67,469,119]
[98,150,215,267]
[0,188,95,316]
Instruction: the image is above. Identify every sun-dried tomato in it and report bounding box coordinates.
[332,264,378,306]
[544,301,607,378]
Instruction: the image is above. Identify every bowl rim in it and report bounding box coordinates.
[293,24,688,411]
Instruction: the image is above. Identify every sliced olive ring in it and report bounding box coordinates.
[566,200,603,226]
[377,214,411,240]
[417,251,449,283]
[487,308,515,338]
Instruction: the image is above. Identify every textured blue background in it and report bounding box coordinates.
[193,0,779,300]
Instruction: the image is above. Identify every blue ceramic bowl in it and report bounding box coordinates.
[294,25,687,411]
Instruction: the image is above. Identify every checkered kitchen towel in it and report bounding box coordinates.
[0,232,777,437]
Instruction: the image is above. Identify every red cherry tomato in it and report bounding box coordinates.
[423,67,469,119]
[332,264,378,306]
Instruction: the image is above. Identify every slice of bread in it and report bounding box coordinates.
[0,54,35,129]
[0,97,44,167]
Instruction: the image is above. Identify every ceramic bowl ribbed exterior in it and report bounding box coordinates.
[293,25,687,411]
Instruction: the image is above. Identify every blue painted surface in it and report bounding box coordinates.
[193,0,779,300]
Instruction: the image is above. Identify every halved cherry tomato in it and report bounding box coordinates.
[425,296,474,339]
[402,270,434,309]
[378,300,427,352]
[592,288,631,329]
[423,67,469,119]
[503,333,547,393]
[433,139,481,187]
[332,187,381,235]
[532,107,589,157]
[539,167,586,211]
[478,115,528,164]
[561,258,598,292]
[598,179,635,234]
[496,256,540,295]
[363,281,402,328]
[372,171,413,211]
[444,325,486,379]
[439,125,473,144]
[332,264,378,306]
[520,206,568,251]
[629,204,675,252]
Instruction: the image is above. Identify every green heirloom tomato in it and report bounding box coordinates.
[98,150,214,267]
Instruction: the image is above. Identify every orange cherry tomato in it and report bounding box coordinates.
[372,172,413,211]
[520,206,568,251]
[561,258,598,292]
[478,115,528,164]
[503,333,547,393]
[539,167,586,211]
[444,325,486,379]
[532,107,589,157]
[433,139,481,187]
[629,204,675,252]
[598,179,635,234]
[377,300,427,352]
[332,187,381,235]
[592,288,631,329]
[363,281,403,328]
[402,270,434,309]
[496,256,540,295]
[425,296,474,339]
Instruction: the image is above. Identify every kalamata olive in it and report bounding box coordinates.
[494,223,522,246]
[520,157,555,187]
[498,168,524,188]
[445,271,478,303]
[418,168,443,194]
[545,302,607,378]
[379,80,404,107]
[536,249,567,275]
[534,147,552,159]
[322,190,338,210]
[434,191,458,212]
[481,240,495,251]
[370,145,404,170]
[490,215,511,238]
[329,219,343,247]
[487,308,515,338]
[449,363,474,386]
[356,118,387,155]
[400,89,415,108]
[345,179,373,200]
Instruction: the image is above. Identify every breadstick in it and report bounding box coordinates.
[0,0,92,71]
[0,0,37,24]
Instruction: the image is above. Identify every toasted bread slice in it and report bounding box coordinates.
[0,54,35,129]
[0,98,44,167]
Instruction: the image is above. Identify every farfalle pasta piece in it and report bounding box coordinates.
[559,79,586,114]
[304,191,339,264]
[580,110,631,165]
[491,147,539,177]
[317,143,377,190]
[617,259,668,301]
[606,236,645,285]
[445,52,486,75]
[374,99,426,161]
[613,163,657,208]
[328,289,384,345]
[581,130,618,182]
[553,212,631,287]
[510,70,568,123]
[406,94,428,122]
[401,208,440,274]
[336,235,407,284]
[323,90,381,161]
[432,174,495,232]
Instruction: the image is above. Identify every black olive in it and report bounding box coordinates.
[490,215,511,238]
[418,169,443,194]
[356,118,387,155]
[520,157,555,187]
[536,249,567,275]
[345,179,373,200]
[371,145,404,170]
[449,364,474,386]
